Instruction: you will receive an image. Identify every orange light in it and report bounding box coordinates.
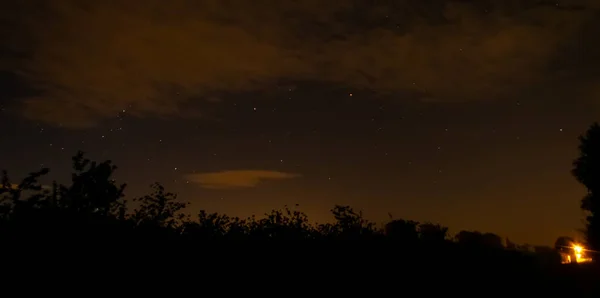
[561,244,593,264]
[572,244,592,263]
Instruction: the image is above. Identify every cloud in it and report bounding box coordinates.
[1,183,52,191]
[185,170,301,189]
[2,0,599,127]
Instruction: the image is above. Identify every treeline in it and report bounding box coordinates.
[2,151,599,295]
[0,152,561,257]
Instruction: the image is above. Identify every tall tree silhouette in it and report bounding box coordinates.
[572,122,600,250]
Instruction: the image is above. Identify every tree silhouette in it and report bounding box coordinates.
[554,236,575,252]
[0,151,133,240]
[572,122,600,250]
[534,245,561,265]
[252,205,313,240]
[0,168,52,225]
[183,210,242,240]
[456,230,483,246]
[385,219,419,242]
[505,238,516,250]
[320,205,379,238]
[131,182,189,230]
[59,151,126,218]
[481,233,503,249]
[418,222,449,244]
[0,171,10,221]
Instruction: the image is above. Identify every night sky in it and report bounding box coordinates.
[2,0,600,245]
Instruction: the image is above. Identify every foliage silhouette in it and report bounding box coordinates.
[418,222,449,244]
[131,182,189,229]
[555,236,576,252]
[573,122,600,250]
[183,210,246,241]
[385,219,419,242]
[0,149,598,295]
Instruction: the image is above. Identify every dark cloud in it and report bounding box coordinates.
[2,0,598,127]
[185,170,301,189]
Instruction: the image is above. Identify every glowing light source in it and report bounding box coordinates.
[561,244,592,264]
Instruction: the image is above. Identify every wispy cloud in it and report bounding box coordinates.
[185,170,301,189]
[2,1,599,127]
[1,183,52,190]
